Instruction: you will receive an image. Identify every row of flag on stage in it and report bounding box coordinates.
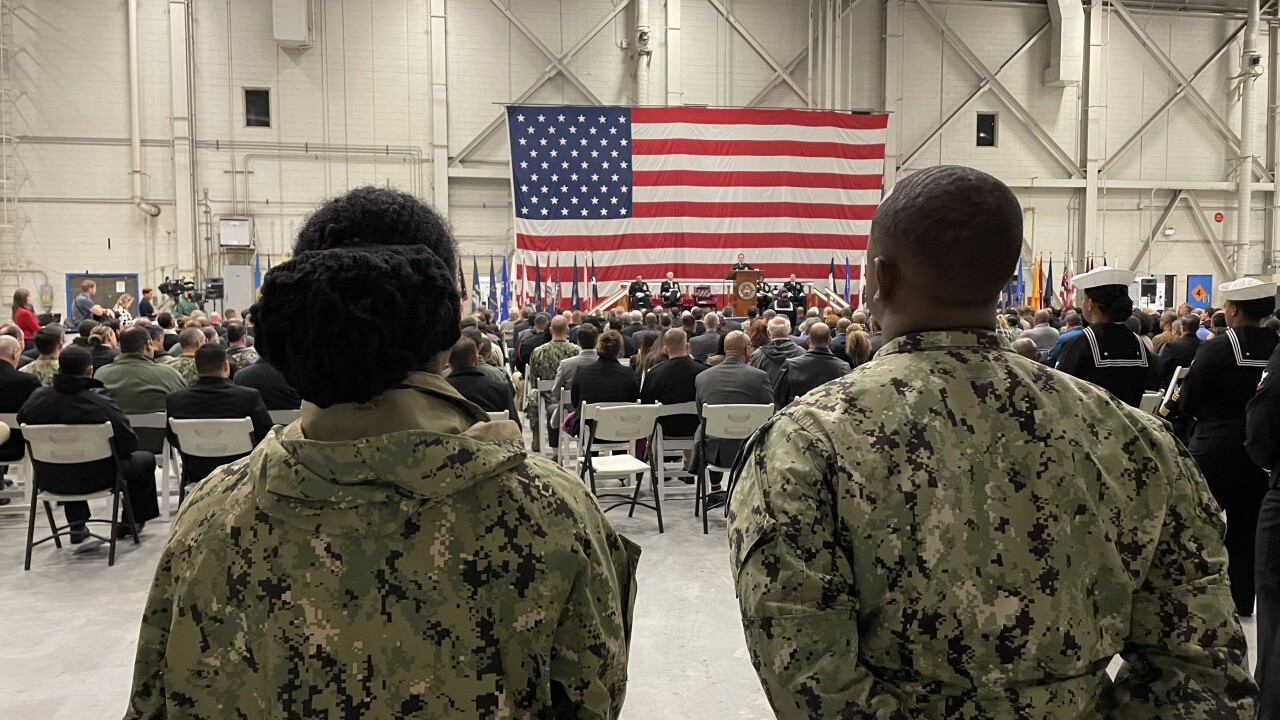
[1001,255,1110,311]
[826,255,867,306]
[456,252,606,318]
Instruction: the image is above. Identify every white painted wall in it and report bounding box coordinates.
[7,0,1274,314]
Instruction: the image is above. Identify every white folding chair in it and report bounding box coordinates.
[127,412,175,518]
[535,379,556,456]
[650,401,699,505]
[0,411,30,515]
[486,411,509,423]
[168,417,256,505]
[698,404,774,534]
[556,388,576,468]
[1162,365,1189,407]
[1138,392,1163,414]
[20,422,140,569]
[579,402,665,531]
[269,409,302,426]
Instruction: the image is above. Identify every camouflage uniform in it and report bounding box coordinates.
[126,371,639,720]
[20,357,59,387]
[227,345,260,370]
[168,355,199,386]
[526,339,579,451]
[728,331,1256,719]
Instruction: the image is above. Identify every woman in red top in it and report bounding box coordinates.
[11,288,40,350]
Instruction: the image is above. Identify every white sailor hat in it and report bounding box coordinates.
[1220,277,1278,301]
[1072,266,1136,291]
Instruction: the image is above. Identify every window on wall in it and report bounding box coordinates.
[245,88,271,128]
[976,113,998,147]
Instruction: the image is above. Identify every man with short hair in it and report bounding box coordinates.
[831,317,852,365]
[1045,311,1084,366]
[1158,313,1202,388]
[233,358,302,411]
[515,313,550,374]
[96,327,187,453]
[446,337,520,424]
[695,330,772,507]
[731,253,752,271]
[20,324,64,387]
[527,315,579,451]
[1153,310,1179,353]
[170,327,207,386]
[70,279,113,326]
[621,311,644,339]
[0,335,40,480]
[553,323,601,400]
[1021,309,1059,352]
[729,165,1255,718]
[18,345,159,540]
[690,313,722,363]
[138,288,156,320]
[167,344,272,492]
[773,322,849,405]
[157,312,180,351]
[225,323,259,369]
[749,316,804,388]
[173,290,198,319]
[639,329,707,439]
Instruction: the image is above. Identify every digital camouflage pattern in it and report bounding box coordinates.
[728,330,1257,719]
[20,357,58,387]
[126,374,639,720]
[525,339,579,448]
[167,355,199,386]
[227,345,261,370]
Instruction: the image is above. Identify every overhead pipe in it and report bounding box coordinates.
[1239,0,1262,270]
[636,0,652,105]
[1043,0,1084,86]
[127,0,161,217]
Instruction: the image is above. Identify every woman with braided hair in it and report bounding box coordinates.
[126,187,639,720]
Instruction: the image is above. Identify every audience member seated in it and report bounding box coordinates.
[621,311,644,340]
[96,327,187,453]
[831,318,852,364]
[445,337,520,425]
[0,324,32,367]
[1158,313,1202,388]
[0,335,40,487]
[773,323,849,405]
[749,316,804,388]
[158,312,180,351]
[167,344,273,492]
[568,329,639,437]
[845,329,873,368]
[633,331,664,380]
[233,358,302,411]
[553,322,600,401]
[515,313,550,374]
[225,323,259,369]
[12,288,40,352]
[1012,337,1040,361]
[694,330,773,509]
[1021,310,1059,352]
[20,324,64,387]
[640,329,707,439]
[1045,311,1084,366]
[689,313,722,364]
[170,327,207,385]
[88,324,120,371]
[526,316,579,451]
[17,345,159,541]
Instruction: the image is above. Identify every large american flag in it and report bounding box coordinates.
[507,106,886,300]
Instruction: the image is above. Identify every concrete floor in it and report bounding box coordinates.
[0,481,1262,720]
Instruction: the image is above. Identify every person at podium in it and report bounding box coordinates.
[629,275,652,311]
[731,254,753,271]
[660,272,682,310]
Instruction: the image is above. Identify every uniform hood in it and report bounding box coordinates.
[250,372,528,535]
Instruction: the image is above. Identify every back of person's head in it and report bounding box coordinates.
[767,316,792,339]
[808,322,832,347]
[292,186,457,272]
[747,319,769,348]
[851,310,867,324]
[576,322,599,350]
[1212,311,1228,329]
[868,165,1021,312]
[0,323,21,342]
[747,306,759,319]
[460,327,489,355]
[644,313,658,329]
[78,319,98,338]
[257,193,461,407]
[1063,311,1082,328]
[1124,316,1141,335]
[194,343,228,376]
[449,337,479,370]
[664,328,688,355]
[157,312,174,329]
[1083,285,1134,323]
[692,307,705,320]
[1161,310,1178,328]
[202,327,217,343]
[460,317,478,331]
[550,315,570,337]
[1011,337,1038,360]
[534,313,550,331]
[681,315,696,333]
[58,345,92,376]
[0,334,20,361]
[630,310,642,324]
[88,324,114,347]
[836,318,851,332]
[723,330,750,359]
[597,329,624,360]
[1034,309,1051,325]
[659,314,672,329]
[704,313,720,330]
[119,327,150,354]
[846,331,872,365]
[1233,296,1277,321]
[179,326,205,349]
[34,324,63,356]
[226,322,247,344]
[145,325,164,343]
[1180,313,1201,334]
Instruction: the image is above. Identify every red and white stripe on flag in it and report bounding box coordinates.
[509,106,886,289]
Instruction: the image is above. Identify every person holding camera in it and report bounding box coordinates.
[173,289,198,319]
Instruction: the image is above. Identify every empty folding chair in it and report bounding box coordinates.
[169,417,256,505]
[650,401,699,506]
[697,403,774,534]
[579,402,665,531]
[21,421,141,569]
[127,412,175,518]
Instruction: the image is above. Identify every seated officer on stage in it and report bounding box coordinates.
[756,279,774,315]
[731,253,753,271]
[628,275,651,311]
[660,272,681,309]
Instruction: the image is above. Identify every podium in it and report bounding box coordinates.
[725,269,764,318]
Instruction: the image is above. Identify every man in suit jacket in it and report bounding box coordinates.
[167,344,273,491]
[233,359,302,411]
[640,329,707,438]
[446,338,520,426]
[695,331,773,508]
[1158,313,1202,389]
[17,345,159,540]
[515,313,550,374]
[620,311,645,340]
[773,323,850,405]
[0,335,40,476]
[689,313,724,363]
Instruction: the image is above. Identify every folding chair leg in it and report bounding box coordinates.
[24,488,38,571]
[702,472,710,536]
[651,470,664,534]
[119,482,141,545]
[43,501,61,548]
[108,482,121,567]
[628,473,642,518]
